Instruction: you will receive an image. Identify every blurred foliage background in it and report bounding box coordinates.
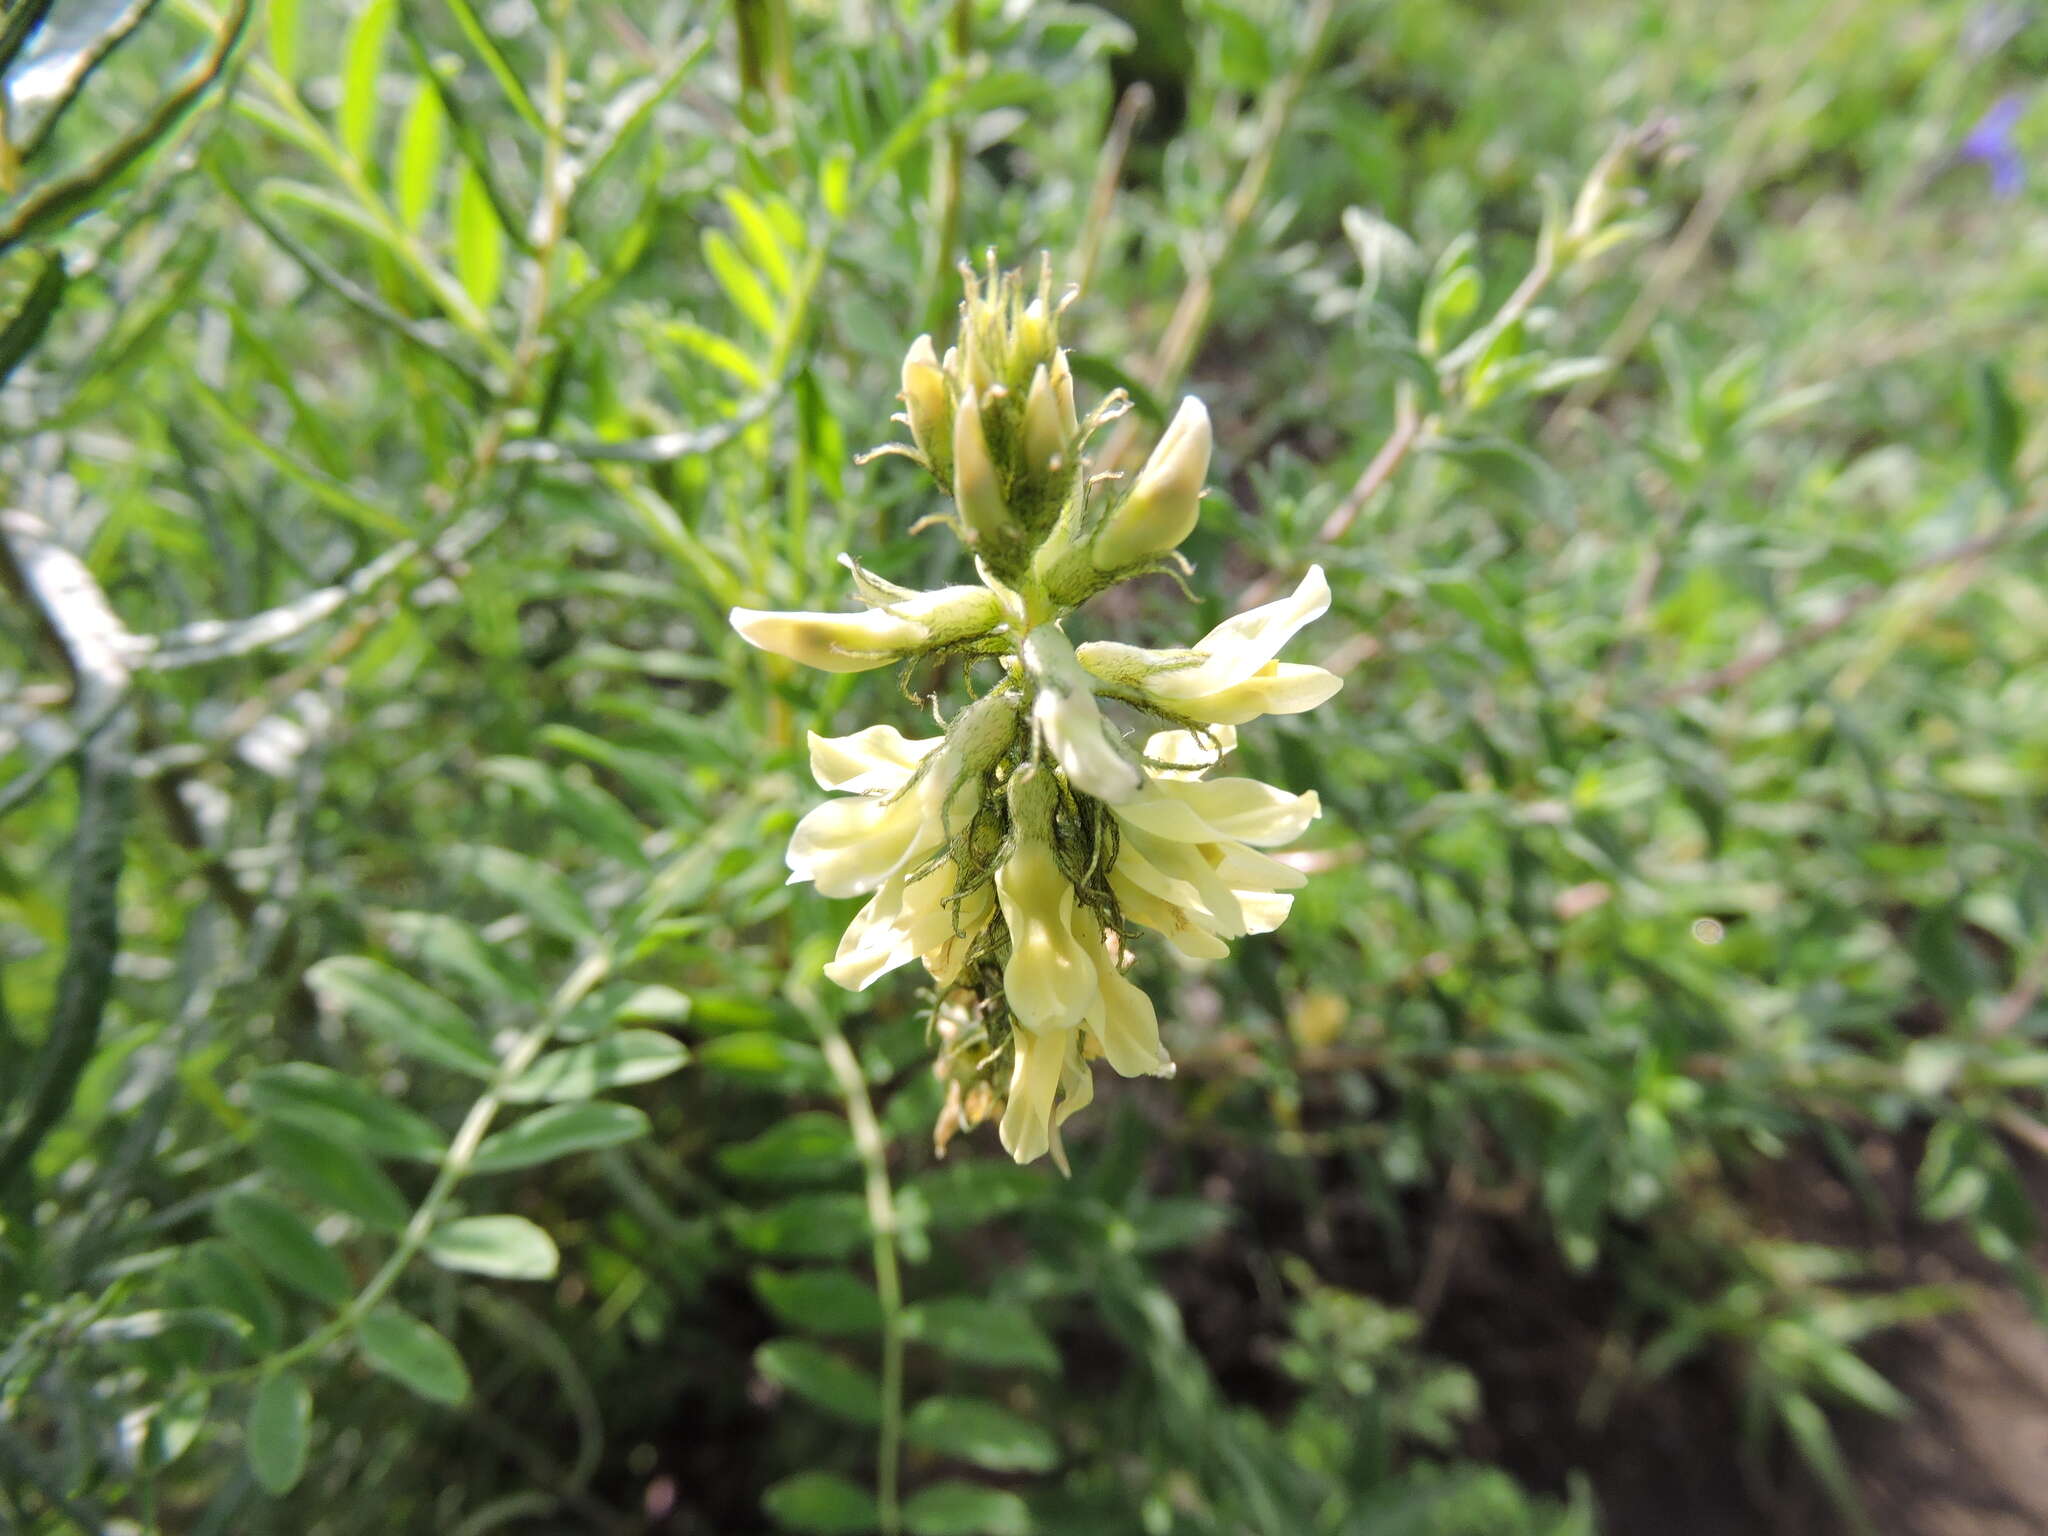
[3,0,2047,1532]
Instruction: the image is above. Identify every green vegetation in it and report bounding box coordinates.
[2,1,2043,1532]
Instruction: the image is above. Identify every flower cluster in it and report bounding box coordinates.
[731,257,1339,1167]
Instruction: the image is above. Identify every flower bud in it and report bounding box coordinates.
[1023,626,1146,803]
[938,687,1023,833]
[900,334,951,478]
[1022,364,1067,481]
[952,388,1012,553]
[731,582,1002,673]
[1048,348,1079,440]
[1090,396,1211,571]
[948,687,1024,780]
[1015,298,1051,370]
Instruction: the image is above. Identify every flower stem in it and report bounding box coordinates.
[812,1007,905,1536]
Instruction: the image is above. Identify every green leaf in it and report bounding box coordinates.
[306,955,497,1077]
[1778,1392,1875,1536]
[453,162,506,310]
[1066,350,1165,426]
[426,1215,560,1280]
[214,1191,351,1307]
[190,379,413,538]
[383,911,535,1001]
[356,1306,471,1405]
[1424,433,1568,525]
[340,0,396,167]
[1971,358,2023,506]
[175,1242,283,1353]
[661,317,764,386]
[697,1031,829,1088]
[903,1483,1033,1536]
[256,1123,411,1233]
[393,80,445,232]
[269,0,300,77]
[718,1111,857,1183]
[904,1161,1049,1230]
[731,1194,870,1260]
[438,0,545,133]
[247,1062,447,1163]
[751,1267,885,1336]
[616,984,692,1025]
[762,1470,878,1534]
[481,756,651,868]
[0,253,65,392]
[902,1299,1058,1373]
[458,845,596,942]
[904,1398,1058,1473]
[703,227,778,337]
[1128,1197,1233,1254]
[755,1339,882,1425]
[246,1371,312,1495]
[719,187,795,295]
[500,1031,688,1102]
[473,1102,650,1173]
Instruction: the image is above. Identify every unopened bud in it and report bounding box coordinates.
[731,583,1002,673]
[1016,298,1052,370]
[952,389,1011,551]
[1090,396,1210,571]
[1049,348,1079,440]
[948,687,1024,780]
[1022,364,1067,481]
[935,687,1023,835]
[900,334,951,476]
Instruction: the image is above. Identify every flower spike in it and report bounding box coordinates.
[731,255,1337,1166]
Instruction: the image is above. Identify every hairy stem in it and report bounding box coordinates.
[814,1010,905,1536]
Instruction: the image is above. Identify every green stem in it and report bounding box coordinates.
[183,20,595,1391]
[920,0,972,337]
[188,948,613,1390]
[814,1011,905,1536]
[1098,0,1336,468]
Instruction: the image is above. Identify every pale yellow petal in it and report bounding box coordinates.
[806,726,942,793]
[999,1023,1074,1164]
[786,788,927,897]
[1167,662,1342,725]
[996,842,1095,1032]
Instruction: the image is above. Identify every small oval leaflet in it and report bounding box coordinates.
[425,1214,560,1280]
[213,1190,351,1306]
[472,1101,650,1172]
[761,1469,878,1535]
[499,1030,687,1103]
[754,1339,883,1426]
[246,1371,312,1494]
[903,1482,1032,1536]
[356,1306,471,1406]
[904,1397,1058,1474]
[306,954,497,1077]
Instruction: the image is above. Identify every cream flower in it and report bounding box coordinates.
[998,1020,1094,1170]
[1021,626,1145,803]
[792,695,1017,966]
[732,581,1002,673]
[1076,565,1341,724]
[1106,728,1319,962]
[739,257,1342,1171]
[1077,911,1170,1077]
[996,827,1094,1033]
[824,860,994,991]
